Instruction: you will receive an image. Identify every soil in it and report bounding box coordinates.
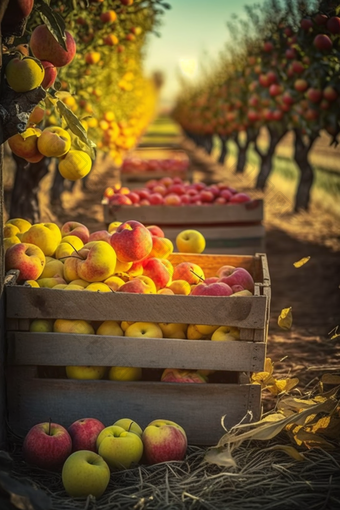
[7,140,340,394]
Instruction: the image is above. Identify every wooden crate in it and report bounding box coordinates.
[120,148,192,188]
[5,253,270,446]
[103,199,265,255]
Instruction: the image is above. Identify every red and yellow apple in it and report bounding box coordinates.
[5,242,45,281]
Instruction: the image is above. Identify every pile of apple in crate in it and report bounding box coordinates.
[4,216,270,500]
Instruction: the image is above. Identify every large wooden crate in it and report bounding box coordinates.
[120,148,192,188]
[5,253,270,446]
[103,199,265,255]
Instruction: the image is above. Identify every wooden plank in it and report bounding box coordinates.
[7,332,266,372]
[5,288,268,326]
[103,199,264,225]
[6,375,261,445]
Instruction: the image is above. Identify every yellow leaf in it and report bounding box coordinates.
[267,377,299,396]
[278,307,293,330]
[293,256,310,268]
[295,429,335,450]
[263,444,305,461]
[204,445,237,468]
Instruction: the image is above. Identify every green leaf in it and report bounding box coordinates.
[35,0,67,51]
[56,100,96,160]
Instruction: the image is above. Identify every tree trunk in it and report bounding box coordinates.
[50,160,65,207]
[235,144,248,174]
[10,155,51,223]
[255,127,287,190]
[293,129,318,212]
[218,135,228,165]
[203,134,213,155]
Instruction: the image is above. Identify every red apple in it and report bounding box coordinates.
[61,221,90,244]
[68,418,106,452]
[161,368,207,383]
[142,257,172,290]
[326,16,340,34]
[199,190,214,203]
[142,420,187,465]
[40,60,57,89]
[109,194,133,206]
[88,230,111,243]
[229,193,251,204]
[191,282,233,296]
[217,266,254,293]
[110,220,153,262]
[23,422,72,471]
[149,193,165,205]
[5,242,45,282]
[146,225,165,237]
[313,34,333,52]
[126,192,140,204]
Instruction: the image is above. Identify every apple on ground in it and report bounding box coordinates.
[96,425,144,470]
[23,422,72,471]
[176,229,206,254]
[68,418,106,452]
[62,450,110,498]
[142,419,187,465]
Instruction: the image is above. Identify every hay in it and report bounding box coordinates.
[5,432,340,510]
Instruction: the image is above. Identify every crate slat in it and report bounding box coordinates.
[6,372,261,445]
[7,332,266,372]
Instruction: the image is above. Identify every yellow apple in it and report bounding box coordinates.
[66,366,107,380]
[186,324,210,340]
[176,229,206,254]
[124,322,163,339]
[55,235,84,259]
[5,218,31,233]
[62,450,110,498]
[26,279,40,287]
[4,224,20,238]
[113,419,143,438]
[29,319,54,332]
[53,319,95,335]
[194,324,219,335]
[158,322,187,339]
[22,222,62,257]
[53,284,67,289]
[77,241,117,282]
[37,126,71,158]
[96,321,123,336]
[96,425,144,470]
[86,282,112,292]
[4,236,21,252]
[115,259,132,273]
[211,326,240,341]
[167,279,191,295]
[108,366,142,381]
[40,256,64,279]
[63,284,85,290]
[120,321,135,332]
[69,279,88,288]
[103,275,125,291]
[63,256,80,282]
[230,289,253,297]
[108,221,122,233]
[37,275,66,288]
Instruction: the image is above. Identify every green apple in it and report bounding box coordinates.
[112,419,143,438]
[62,450,110,498]
[96,425,143,470]
[29,319,54,332]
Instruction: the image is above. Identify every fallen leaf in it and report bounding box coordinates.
[278,307,293,330]
[293,256,310,268]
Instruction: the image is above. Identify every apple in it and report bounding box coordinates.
[103,275,125,291]
[229,193,251,204]
[172,262,205,285]
[191,282,233,296]
[29,319,54,332]
[23,422,72,471]
[211,326,240,341]
[108,366,142,381]
[109,194,133,206]
[61,221,90,244]
[5,218,31,233]
[176,229,206,254]
[158,288,175,295]
[110,220,153,263]
[37,275,66,288]
[88,230,112,243]
[55,235,85,260]
[161,368,207,383]
[96,320,123,336]
[146,225,165,237]
[142,258,172,290]
[30,24,76,68]
[66,366,107,380]
[62,450,110,498]
[37,127,71,158]
[124,322,163,339]
[40,60,57,89]
[5,242,46,281]
[40,256,64,279]
[117,277,156,294]
[76,241,117,282]
[68,418,106,452]
[113,419,143,438]
[149,235,173,259]
[149,193,164,205]
[158,322,187,339]
[216,266,254,293]
[313,34,333,52]
[164,194,181,206]
[186,324,211,340]
[167,279,191,295]
[86,282,112,292]
[142,420,187,465]
[96,425,144,470]
[53,319,94,335]
[21,222,62,257]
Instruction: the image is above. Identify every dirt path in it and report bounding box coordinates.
[38,143,340,391]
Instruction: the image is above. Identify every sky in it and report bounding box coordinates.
[143,0,263,107]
